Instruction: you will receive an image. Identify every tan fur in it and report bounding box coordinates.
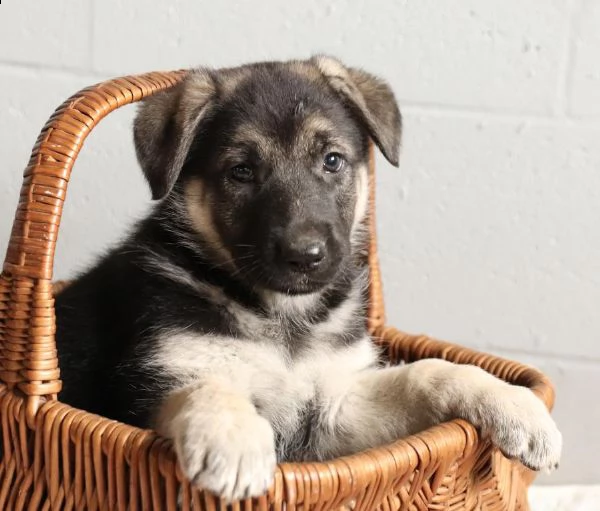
[218,66,253,94]
[228,122,280,158]
[300,112,337,134]
[295,112,356,158]
[352,163,369,234]
[184,178,234,267]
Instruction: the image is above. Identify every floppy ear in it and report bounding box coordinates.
[133,69,216,199]
[312,55,402,166]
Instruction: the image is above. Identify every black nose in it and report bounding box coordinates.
[279,237,326,271]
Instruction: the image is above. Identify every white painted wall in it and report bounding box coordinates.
[1,0,598,485]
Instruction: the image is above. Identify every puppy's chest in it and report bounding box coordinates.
[233,311,321,351]
[151,307,377,459]
[247,335,377,450]
[228,293,365,353]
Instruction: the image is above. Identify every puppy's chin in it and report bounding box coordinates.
[261,275,329,295]
[243,265,339,295]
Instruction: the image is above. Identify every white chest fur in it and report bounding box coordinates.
[149,329,378,440]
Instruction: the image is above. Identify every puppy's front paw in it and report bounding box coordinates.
[172,407,276,502]
[480,385,562,471]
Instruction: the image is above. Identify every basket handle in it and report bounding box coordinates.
[0,71,187,423]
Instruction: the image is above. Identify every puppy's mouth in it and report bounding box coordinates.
[262,270,333,295]
[231,252,341,295]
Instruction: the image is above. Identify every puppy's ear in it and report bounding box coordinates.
[312,55,402,166]
[134,69,216,199]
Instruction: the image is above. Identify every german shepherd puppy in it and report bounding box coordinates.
[55,56,561,501]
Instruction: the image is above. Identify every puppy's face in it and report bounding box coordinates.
[183,68,371,294]
[134,57,401,295]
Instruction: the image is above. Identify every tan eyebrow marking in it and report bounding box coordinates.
[297,113,354,156]
[228,123,281,159]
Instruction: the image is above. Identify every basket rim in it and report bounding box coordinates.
[0,380,486,485]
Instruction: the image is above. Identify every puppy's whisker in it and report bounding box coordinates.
[230,259,261,279]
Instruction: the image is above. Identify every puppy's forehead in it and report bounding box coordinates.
[216,63,362,159]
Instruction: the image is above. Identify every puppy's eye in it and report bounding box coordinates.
[230,165,255,183]
[323,153,345,173]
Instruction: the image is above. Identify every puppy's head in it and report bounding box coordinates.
[134,57,401,295]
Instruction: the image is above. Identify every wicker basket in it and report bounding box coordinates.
[0,70,555,511]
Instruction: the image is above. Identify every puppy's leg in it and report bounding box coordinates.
[316,359,561,471]
[155,379,276,502]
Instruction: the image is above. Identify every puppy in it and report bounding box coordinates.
[55,56,561,502]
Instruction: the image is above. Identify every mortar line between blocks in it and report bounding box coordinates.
[0,60,108,81]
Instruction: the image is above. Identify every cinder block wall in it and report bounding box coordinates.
[1,0,598,485]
